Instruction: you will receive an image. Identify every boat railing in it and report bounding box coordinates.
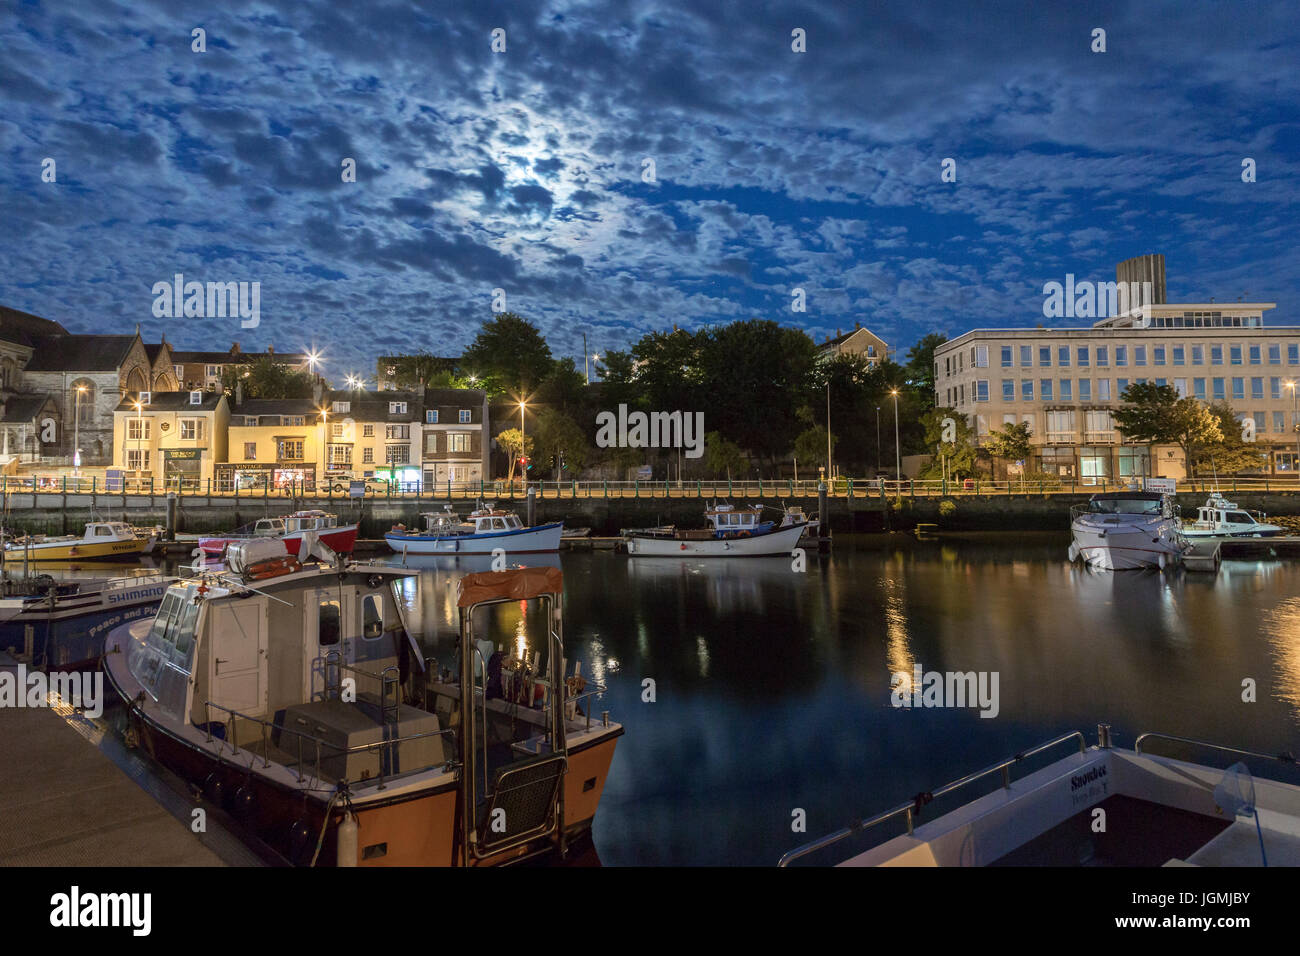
[1134,732,1298,768]
[201,699,459,791]
[777,730,1088,867]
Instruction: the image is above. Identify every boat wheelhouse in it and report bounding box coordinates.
[104,545,621,866]
[1180,492,1284,540]
[384,503,563,555]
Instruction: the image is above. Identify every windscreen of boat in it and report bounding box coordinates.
[1088,497,1162,515]
[127,586,201,721]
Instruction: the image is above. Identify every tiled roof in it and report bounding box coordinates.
[115,391,225,412]
[23,334,138,371]
[0,395,51,423]
[230,398,320,416]
[0,306,68,348]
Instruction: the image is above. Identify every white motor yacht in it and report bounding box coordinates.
[1069,491,1187,570]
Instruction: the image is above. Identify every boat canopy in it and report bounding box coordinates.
[458,566,563,607]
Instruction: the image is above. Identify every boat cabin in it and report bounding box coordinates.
[1081,491,1176,518]
[419,509,524,536]
[251,518,286,537]
[705,504,773,538]
[1190,495,1269,531]
[82,521,136,540]
[285,510,340,533]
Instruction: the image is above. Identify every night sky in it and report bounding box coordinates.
[2,0,1298,380]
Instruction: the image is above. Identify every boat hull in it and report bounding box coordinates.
[0,581,166,669]
[1070,518,1184,570]
[3,539,146,562]
[627,522,808,557]
[384,522,564,555]
[198,525,359,558]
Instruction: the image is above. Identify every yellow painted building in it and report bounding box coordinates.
[112,390,230,488]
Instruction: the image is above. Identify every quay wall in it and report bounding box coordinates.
[5,490,1300,536]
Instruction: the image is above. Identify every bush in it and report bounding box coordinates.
[938,499,957,519]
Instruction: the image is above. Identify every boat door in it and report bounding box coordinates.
[209,602,268,717]
[306,584,352,701]
[456,567,568,863]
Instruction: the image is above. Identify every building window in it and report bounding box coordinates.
[1211,346,1224,365]
[1002,379,1014,401]
[1191,346,1204,365]
[179,419,204,441]
[1117,378,1129,396]
[1079,379,1091,402]
[1098,379,1111,401]
[327,444,352,467]
[1040,379,1053,401]
[426,410,439,424]
[425,433,437,455]
[1021,379,1033,401]
[362,447,374,464]
[277,439,305,461]
[1272,377,1282,400]
[1213,378,1225,400]
[1039,347,1051,367]
[1001,346,1013,367]
[1251,377,1264,400]
[1077,347,1089,366]
[1232,378,1245,400]
[1230,345,1243,365]
[363,424,374,437]
[1275,412,1286,434]
[205,365,220,378]
[1172,346,1184,366]
[1249,345,1262,365]
[385,445,410,465]
[1193,378,1206,400]
[173,364,184,380]
[973,346,988,368]
[138,391,151,405]
[448,433,471,453]
[1057,347,1070,367]
[1115,346,1127,367]
[1254,411,1266,435]
[1059,379,1072,401]
[1269,344,1281,364]
[1173,378,1187,398]
[385,424,410,440]
[1153,346,1165,366]
[389,402,408,415]
[1096,346,1109,367]
[331,421,346,438]
[127,418,151,441]
[332,401,351,413]
[1045,410,1075,441]
[1085,409,1115,439]
[458,409,472,423]
[244,442,257,460]
[1019,346,1032,367]
[1290,345,1299,365]
[286,416,306,426]
[126,449,150,471]
[1134,346,1147,367]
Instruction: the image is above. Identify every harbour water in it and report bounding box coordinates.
[38,531,1300,866]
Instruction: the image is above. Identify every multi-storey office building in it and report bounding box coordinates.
[934,302,1300,481]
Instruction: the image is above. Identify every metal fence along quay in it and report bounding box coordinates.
[3,474,1300,502]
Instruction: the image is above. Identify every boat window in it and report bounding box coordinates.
[363,594,383,640]
[1090,498,1161,515]
[171,601,200,663]
[149,593,183,646]
[319,599,340,646]
[95,526,113,537]
[492,518,507,530]
[1226,512,1254,524]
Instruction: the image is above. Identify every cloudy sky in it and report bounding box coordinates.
[2,0,1298,379]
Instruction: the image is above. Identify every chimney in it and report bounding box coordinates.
[230,342,241,356]
[267,345,275,356]
[854,320,860,329]
[836,328,842,337]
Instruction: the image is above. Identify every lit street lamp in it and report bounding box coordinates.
[1288,381,1299,481]
[890,389,901,480]
[73,384,86,480]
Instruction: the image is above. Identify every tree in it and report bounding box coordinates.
[220,355,315,399]
[792,426,835,477]
[919,407,978,479]
[462,313,554,397]
[385,352,457,390]
[905,333,947,398]
[1113,383,1221,477]
[495,427,533,483]
[984,421,1033,483]
[532,408,589,478]
[703,431,746,482]
[1193,402,1269,475]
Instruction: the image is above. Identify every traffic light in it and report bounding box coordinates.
[549,455,556,470]
[524,456,533,471]
[559,452,566,471]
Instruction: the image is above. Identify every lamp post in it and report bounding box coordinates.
[134,400,143,492]
[1289,381,1299,481]
[825,381,832,481]
[519,398,528,487]
[73,384,86,481]
[890,389,901,480]
[876,406,881,476]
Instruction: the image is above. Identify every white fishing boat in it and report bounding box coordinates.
[1180,492,1285,541]
[779,504,820,539]
[626,503,808,556]
[384,503,563,555]
[104,537,622,866]
[781,725,1300,867]
[1068,491,1187,570]
[1,521,147,563]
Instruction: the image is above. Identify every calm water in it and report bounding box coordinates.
[387,533,1300,865]
[80,534,1300,865]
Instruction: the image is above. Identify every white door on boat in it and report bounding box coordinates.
[210,603,268,717]
[305,586,352,701]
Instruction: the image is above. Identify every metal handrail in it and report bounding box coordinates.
[202,699,458,791]
[1134,732,1298,767]
[777,730,1088,868]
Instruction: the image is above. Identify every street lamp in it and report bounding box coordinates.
[890,389,901,480]
[518,398,528,485]
[1288,381,1299,480]
[133,399,143,491]
[825,381,832,481]
[876,406,881,476]
[73,384,86,480]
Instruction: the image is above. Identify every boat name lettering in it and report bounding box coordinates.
[107,586,166,604]
[1070,765,1108,791]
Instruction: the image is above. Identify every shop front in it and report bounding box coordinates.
[163,448,203,489]
[215,462,316,492]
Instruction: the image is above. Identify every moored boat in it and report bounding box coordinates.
[1068,491,1187,570]
[1179,491,1285,541]
[781,725,1300,867]
[384,503,563,555]
[1,521,147,563]
[626,502,808,557]
[104,540,622,866]
[198,510,358,559]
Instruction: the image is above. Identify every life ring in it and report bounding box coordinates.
[680,543,687,550]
